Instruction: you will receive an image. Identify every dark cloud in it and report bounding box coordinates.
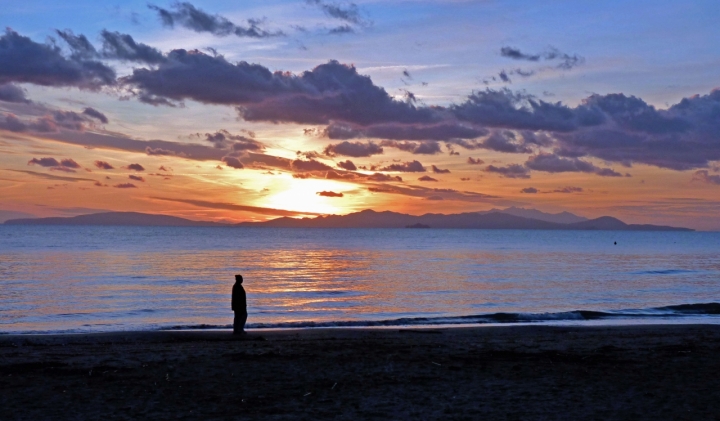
[479,130,533,153]
[552,186,583,193]
[27,157,61,167]
[0,83,29,103]
[291,159,333,172]
[82,107,108,124]
[520,187,538,194]
[328,25,354,35]
[324,140,383,157]
[202,129,264,150]
[485,164,530,179]
[325,170,357,180]
[317,190,344,197]
[380,160,426,172]
[306,0,370,26]
[59,158,80,169]
[337,160,357,171]
[500,46,585,70]
[148,3,284,38]
[128,174,145,182]
[467,157,484,165]
[151,196,324,216]
[94,160,114,170]
[366,183,501,203]
[380,140,442,155]
[367,173,402,182]
[222,156,244,169]
[693,170,720,185]
[452,89,603,132]
[0,29,115,89]
[418,175,437,182]
[124,163,145,171]
[431,165,450,174]
[100,30,166,64]
[525,153,622,177]
[322,121,487,142]
[113,183,137,188]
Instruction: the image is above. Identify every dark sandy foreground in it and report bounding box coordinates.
[2,325,720,421]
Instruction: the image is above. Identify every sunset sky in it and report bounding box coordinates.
[1,0,719,229]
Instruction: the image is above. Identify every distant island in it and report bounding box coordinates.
[3,209,693,231]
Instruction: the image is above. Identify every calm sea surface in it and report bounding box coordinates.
[1,226,719,334]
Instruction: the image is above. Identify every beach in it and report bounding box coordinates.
[2,325,720,420]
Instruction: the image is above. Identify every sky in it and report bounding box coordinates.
[1,0,719,229]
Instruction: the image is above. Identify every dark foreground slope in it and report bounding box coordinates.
[1,325,719,420]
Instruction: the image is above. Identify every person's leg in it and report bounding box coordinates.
[233,312,241,335]
[240,311,248,333]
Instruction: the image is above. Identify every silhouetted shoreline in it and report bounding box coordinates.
[2,325,719,419]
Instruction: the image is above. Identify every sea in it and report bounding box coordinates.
[1,226,719,334]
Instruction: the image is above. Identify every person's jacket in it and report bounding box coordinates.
[232,283,247,313]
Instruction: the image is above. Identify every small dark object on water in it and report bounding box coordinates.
[406,223,430,229]
[614,241,617,245]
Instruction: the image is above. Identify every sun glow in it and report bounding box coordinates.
[261,177,350,215]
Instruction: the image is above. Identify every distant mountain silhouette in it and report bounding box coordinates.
[3,212,226,227]
[4,209,692,231]
[482,207,588,224]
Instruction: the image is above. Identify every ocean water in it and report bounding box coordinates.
[0,226,719,334]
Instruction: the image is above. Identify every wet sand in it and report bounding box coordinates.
[2,325,720,420]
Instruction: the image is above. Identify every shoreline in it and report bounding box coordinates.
[3,324,720,419]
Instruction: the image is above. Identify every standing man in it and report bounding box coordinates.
[232,274,247,335]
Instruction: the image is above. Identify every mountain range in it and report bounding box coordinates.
[3,208,692,231]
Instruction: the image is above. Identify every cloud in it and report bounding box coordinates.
[150,197,324,217]
[99,30,166,64]
[222,156,244,169]
[552,186,583,193]
[317,190,344,197]
[306,0,369,26]
[291,159,333,172]
[113,183,137,188]
[525,153,622,177]
[520,187,538,194]
[128,174,145,182]
[693,170,720,185]
[94,160,114,170]
[0,83,29,103]
[431,165,450,174]
[418,175,437,182]
[27,157,80,173]
[467,157,484,165]
[485,164,530,179]
[27,157,61,167]
[4,169,94,182]
[367,173,402,182]
[323,121,487,142]
[82,107,108,124]
[0,29,115,89]
[337,160,357,171]
[479,130,532,153]
[201,129,264,151]
[146,146,183,156]
[148,3,284,38]
[329,25,354,35]
[324,140,383,157]
[380,160,426,172]
[124,163,145,171]
[500,46,585,70]
[379,140,442,155]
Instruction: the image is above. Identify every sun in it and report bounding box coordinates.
[262,177,349,215]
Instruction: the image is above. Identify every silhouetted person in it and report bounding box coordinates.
[232,274,247,335]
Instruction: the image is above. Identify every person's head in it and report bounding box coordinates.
[235,274,243,284]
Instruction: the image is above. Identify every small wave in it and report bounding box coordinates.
[160,302,720,331]
[633,269,697,275]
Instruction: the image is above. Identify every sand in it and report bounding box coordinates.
[2,324,720,420]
